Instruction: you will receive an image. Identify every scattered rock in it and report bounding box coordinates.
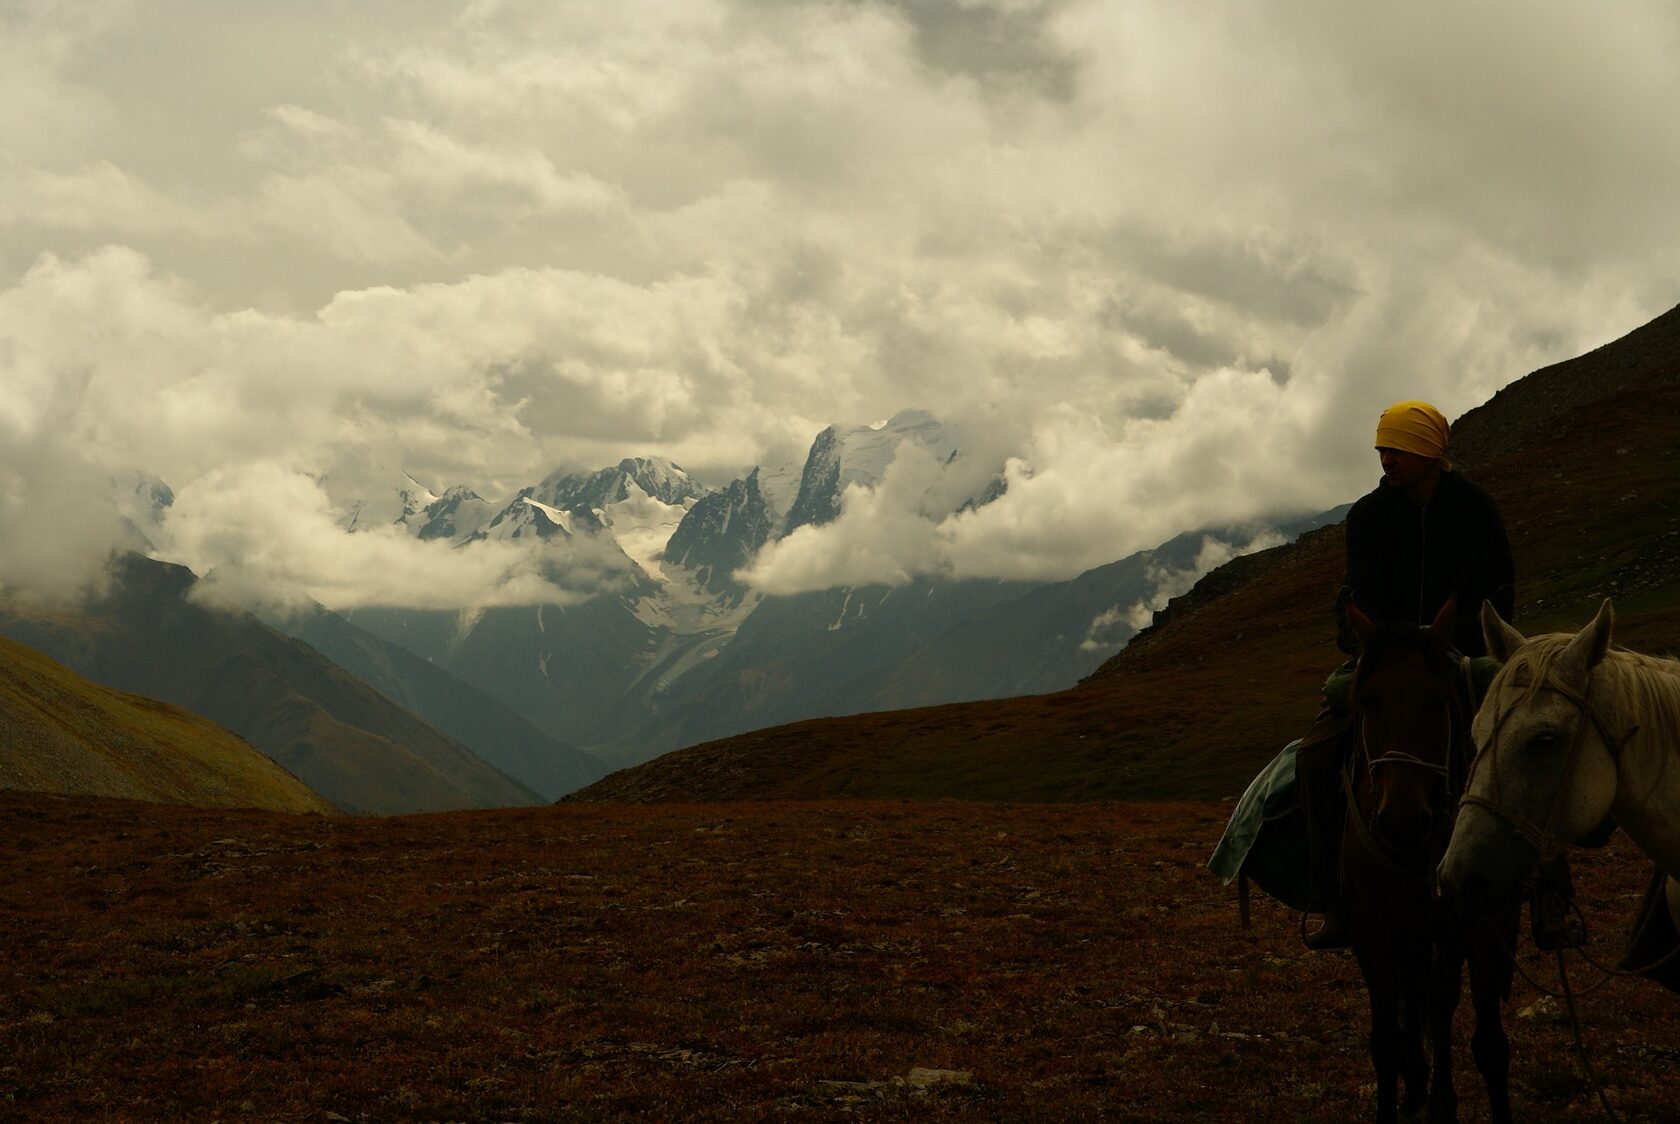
[907,1067,973,1090]
[816,1067,975,1103]
[1518,996,1565,1022]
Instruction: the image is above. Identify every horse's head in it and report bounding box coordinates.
[1347,598,1462,857]
[1439,599,1619,920]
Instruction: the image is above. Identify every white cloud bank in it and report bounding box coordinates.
[2,0,1678,607]
[162,463,632,613]
[1081,531,1289,653]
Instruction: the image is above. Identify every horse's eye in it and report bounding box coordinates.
[1529,731,1559,751]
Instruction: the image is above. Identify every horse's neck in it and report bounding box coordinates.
[1613,690,1680,878]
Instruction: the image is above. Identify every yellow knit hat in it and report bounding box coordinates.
[1375,400,1449,458]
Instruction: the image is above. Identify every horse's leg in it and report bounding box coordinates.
[1357,947,1402,1124]
[1427,934,1465,1124]
[1468,917,1516,1124]
[1397,941,1432,1119]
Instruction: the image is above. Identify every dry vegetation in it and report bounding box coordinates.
[3,791,1676,1121]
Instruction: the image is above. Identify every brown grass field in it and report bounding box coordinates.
[3,791,1676,1121]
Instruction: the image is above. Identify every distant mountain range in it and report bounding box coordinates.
[567,302,1680,803]
[1,403,1332,814]
[2,380,1438,814]
[313,409,1317,769]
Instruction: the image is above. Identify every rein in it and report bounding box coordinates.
[1342,768,1435,884]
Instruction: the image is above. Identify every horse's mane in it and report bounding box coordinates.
[1356,621,1459,679]
[1496,633,1680,746]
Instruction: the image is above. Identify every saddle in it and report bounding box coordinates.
[1210,655,1513,925]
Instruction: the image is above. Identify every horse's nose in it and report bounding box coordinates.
[1439,862,1502,920]
[1377,803,1434,853]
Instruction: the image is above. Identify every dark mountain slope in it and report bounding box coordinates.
[570,303,1680,803]
[619,577,1041,760]
[271,606,606,799]
[0,634,335,813]
[0,557,541,814]
[345,594,668,750]
[1448,302,1680,471]
[862,512,1349,712]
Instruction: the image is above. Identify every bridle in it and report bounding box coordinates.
[1451,647,1652,1124]
[1457,650,1639,859]
[1342,645,1469,884]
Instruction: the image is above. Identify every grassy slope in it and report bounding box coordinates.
[572,308,1680,803]
[0,636,334,814]
[2,791,1672,1122]
[0,557,542,815]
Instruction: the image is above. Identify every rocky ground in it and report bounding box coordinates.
[2,791,1676,1121]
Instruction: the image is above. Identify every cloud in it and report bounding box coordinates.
[0,160,230,237]
[1082,531,1288,651]
[160,463,631,612]
[0,2,133,162]
[2,1,1678,608]
[739,443,958,594]
[0,434,134,606]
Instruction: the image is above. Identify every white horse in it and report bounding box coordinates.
[1439,599,1680,960]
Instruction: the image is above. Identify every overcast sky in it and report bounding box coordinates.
[3,0,1678,607]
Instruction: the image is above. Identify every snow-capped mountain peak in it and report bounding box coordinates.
[343,471,440,532]
[108,469,176,551]
[782,408,965,535]
[538,456,707,514]
[518,497,575,535]
[415,485,492,542]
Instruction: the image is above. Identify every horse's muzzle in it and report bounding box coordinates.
[1438,839,1530,920]
[1374,806,1435,856]
[1439,861,1501,920]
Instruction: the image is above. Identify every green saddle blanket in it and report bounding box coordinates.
[1207,738,1313,912]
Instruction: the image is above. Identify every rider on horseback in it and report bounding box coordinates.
[1299,400,1515,950]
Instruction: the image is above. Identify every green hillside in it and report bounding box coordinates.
[0,634,334,814]
[0,557,541,815]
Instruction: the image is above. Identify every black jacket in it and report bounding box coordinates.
[1338,469,1514,657]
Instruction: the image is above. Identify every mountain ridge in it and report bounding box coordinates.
[267,604,607,799]
[331,411,1308,765]
[568,302,1680,803]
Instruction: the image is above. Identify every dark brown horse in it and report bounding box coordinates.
[1341,600,1517,1123]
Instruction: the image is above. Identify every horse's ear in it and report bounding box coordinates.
[1347,601,1375,646]
[1480,599,1526,664]
[1428,597,1458,647]
[1559,598,1615,676]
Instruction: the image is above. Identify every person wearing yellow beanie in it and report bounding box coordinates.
[1373,400,1452,506]
[1293,398,1515,950]
[1375,400,1450,458]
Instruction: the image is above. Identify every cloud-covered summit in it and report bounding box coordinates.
[2,1,1677,607]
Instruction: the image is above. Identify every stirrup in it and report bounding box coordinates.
[1303,906,1352,951]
